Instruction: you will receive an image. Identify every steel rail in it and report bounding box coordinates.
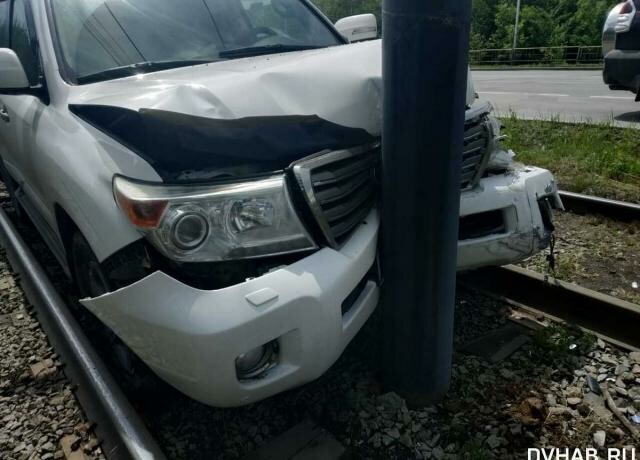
[0,208,166,460]
[559,190,640,222]
[459,264,640,351]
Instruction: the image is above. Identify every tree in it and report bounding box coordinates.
[518,5,554,47]
[471,0,499,48]
[560,0,613,46]
[491,0,516,48]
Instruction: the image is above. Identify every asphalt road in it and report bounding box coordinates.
[473,70,640,127]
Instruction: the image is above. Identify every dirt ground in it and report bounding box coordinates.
[521,210,640,305]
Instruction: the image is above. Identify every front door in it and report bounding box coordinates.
[0,0,52,224]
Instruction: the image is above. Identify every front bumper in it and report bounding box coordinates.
[457,166,562,271]
[81,167,559,407]
[82,210,380,407]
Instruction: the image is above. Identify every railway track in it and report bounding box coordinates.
[0,207,166,460]
[558,190,640,222]
[460,264,640,351]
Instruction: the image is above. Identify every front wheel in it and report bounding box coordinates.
[70,231,148,392]
[70,232,112,299]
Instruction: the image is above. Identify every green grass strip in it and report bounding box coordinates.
[500,116,640,203]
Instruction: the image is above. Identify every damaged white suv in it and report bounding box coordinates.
[0,0,561,407]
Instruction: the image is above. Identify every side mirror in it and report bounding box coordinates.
[0,49,30,91]
[335,14,378,43]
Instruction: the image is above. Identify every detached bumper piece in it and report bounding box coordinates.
[81,210,380,408]
[457,167,562,271]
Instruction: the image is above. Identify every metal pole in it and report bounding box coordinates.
[381,0,471,405]
[513,0,522,50]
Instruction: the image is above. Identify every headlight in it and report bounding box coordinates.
[168,208,210,250]
[113,175,317,262]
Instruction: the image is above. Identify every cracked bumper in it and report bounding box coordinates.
[457,166,562,271]
[81,210,380,408]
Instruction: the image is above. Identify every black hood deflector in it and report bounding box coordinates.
[70,104,376,183]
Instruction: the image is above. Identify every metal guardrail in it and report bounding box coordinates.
[0,207,166,460]
[470,46,603,67]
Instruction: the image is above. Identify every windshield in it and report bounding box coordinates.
[50,0,342,84]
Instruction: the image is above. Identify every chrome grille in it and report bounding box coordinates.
[293,106,493,247]
[292,143,379,248]
[461,106,493,190]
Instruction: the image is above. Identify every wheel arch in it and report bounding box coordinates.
[55,202,151,291]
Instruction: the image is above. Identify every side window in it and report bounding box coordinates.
[0,0,9,47]
[10,0,41,86]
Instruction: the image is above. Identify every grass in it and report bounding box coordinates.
[530,323,596,363]
[500,115,640,203]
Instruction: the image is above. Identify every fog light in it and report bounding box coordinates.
[235,342,276,379]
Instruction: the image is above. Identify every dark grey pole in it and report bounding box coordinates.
[381,0,472,405]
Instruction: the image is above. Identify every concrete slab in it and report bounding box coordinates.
[243,420,345,460]
[461,324,530,362]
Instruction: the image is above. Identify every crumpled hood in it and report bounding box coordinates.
[69,40,475,182]
[70,40,383,133]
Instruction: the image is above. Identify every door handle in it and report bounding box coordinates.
[0,106,9,123]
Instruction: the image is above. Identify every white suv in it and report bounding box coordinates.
[0,0,561,407]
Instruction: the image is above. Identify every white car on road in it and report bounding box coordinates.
[0,0,561,407]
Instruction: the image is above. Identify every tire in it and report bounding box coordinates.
[70,231,149,392]
[70,232,112,299]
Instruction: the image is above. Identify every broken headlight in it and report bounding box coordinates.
[113,175,317,262]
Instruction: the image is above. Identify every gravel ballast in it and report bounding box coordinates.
[0,247,103,460]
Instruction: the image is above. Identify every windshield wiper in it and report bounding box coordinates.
[218,44,324,59]
[76,60,217,84]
